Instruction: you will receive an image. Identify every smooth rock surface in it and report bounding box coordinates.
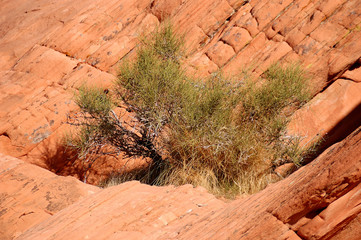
[1,0,361,239]
[16,127,361,240]
[0,154,98,240]
[1,0,361,180]
[288,78,361,148]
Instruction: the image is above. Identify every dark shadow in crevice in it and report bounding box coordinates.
[287,204,328,226]
[303,102,361,165]
[348,60,361,71]
[38,141,87,182]
[304,206,327,220]
[37,137,166,186]
[326,58,361,90]
[322,102,361,151]
[2,132,10,138]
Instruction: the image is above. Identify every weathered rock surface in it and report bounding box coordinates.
[1,0,361,180]
[17,180,226,240]
[165,126,361,240]
[0,154,98,240]
[1,0,361,239]
[15,127,361,239]
[0,154,226,240]
[288,78,361,149]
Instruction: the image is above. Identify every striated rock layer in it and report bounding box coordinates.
[1,0,361,239]
[13,127,361,239]
[1,0,361,180]
[0,154,98,239]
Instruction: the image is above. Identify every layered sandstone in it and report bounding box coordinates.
[1,0,361,239]
[13,127,361,239]
[0,154,98,239]
[1,0,361,176]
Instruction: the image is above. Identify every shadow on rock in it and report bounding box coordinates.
[38,139,87,182]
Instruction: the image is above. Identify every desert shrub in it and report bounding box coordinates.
[66,85,165,183]
[155,64,311,196]
[67,24,311,197]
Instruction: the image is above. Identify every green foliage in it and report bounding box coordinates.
[152,23,183,60]
[68,24,312,197]
[75,85,112,116]
[65,125,96,159]
[241,64,310,138]
[67,86,113,160]
[118,37,186,136]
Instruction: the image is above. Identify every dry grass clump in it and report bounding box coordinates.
[67,24,311,197]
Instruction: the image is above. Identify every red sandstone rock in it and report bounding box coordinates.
[287,79,361,148]
[331,0,361,29]
[2,0,360,167]
[151,0,183,21]
[234,3,259,37]
[197,0,234,35]
[274,163,296,178]
[297,182,361,239]
[300,10,326,36]
[163,127,361,239]
[328,30,361,78]
[185,53,218,77]
[317,0,347,17]
[0,154,98,240]
[342,64,361,82]
[285,28,307,48]
[206,41,235,67]
[1,0,361,238]
[272,0,315,36]
[223,32,268,75]
[17,180,226,240]
[14,127,361,240]
[221,26,252,52]
[252,0,293,30]
[310,20,348,49]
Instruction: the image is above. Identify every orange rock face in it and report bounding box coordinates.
[1,0,361,179]
[287,78,361,151]
[1,0,361,239]
[12,127,361,240]
[0,154,98,239]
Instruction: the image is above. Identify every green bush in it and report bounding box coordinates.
[68,24,311,197]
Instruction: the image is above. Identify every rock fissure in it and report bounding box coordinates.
[10,45,39,71]
[266,210,304,240]
[38,43,112,74]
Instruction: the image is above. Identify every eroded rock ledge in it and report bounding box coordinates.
[1,0,361,239]
[5,126,361,240]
